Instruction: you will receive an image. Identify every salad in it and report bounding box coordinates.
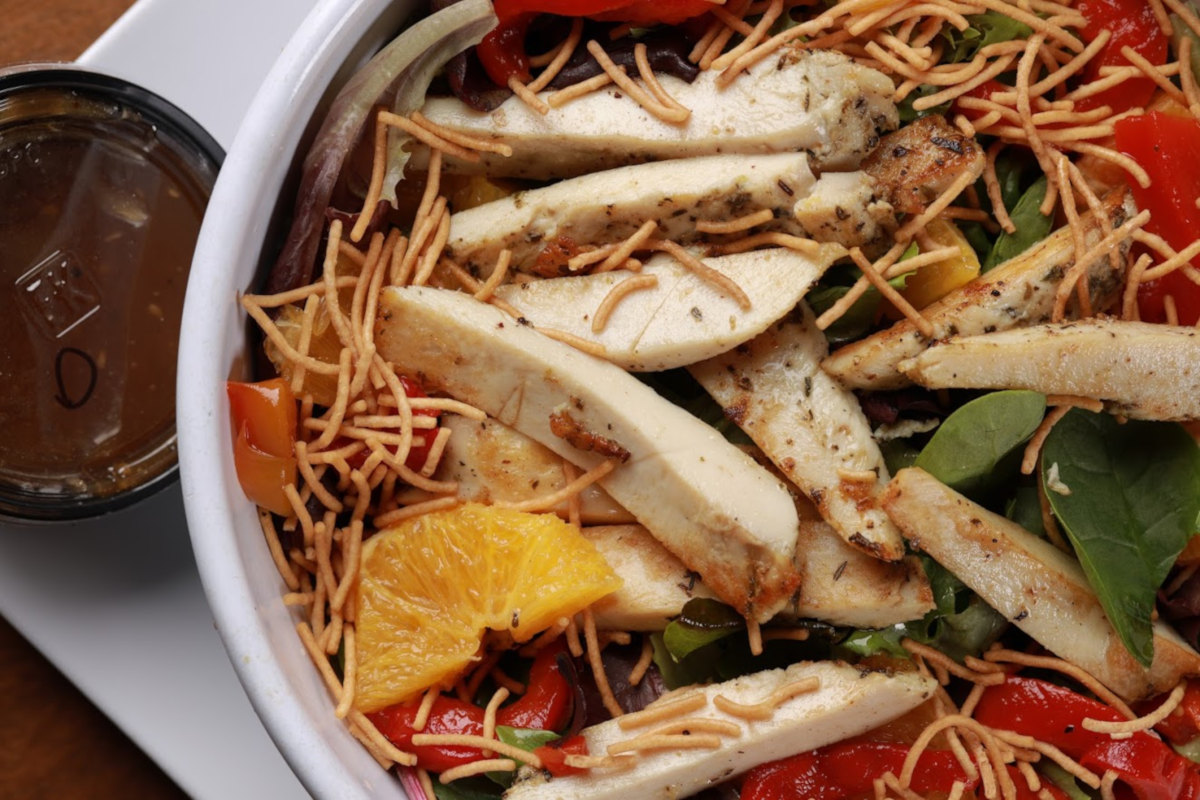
[227,0,1200,797]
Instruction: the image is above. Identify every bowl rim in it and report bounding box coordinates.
[177,0,418,797]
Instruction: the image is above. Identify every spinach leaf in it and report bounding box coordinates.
[653,604,829,688]
[807,252,913,344]
[1042,410,1200,667]
[650,632,712,689]
[914,390,1047,499]
[881,438,923,476]
[983,176,1054,271]
[662,597,745,660]
[993,149,1034,214]
[806,284,882,344]
[1005,485,1046,537]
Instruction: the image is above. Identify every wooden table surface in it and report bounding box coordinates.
[0,1,190,797]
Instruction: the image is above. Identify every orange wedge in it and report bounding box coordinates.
[354,503,621,713]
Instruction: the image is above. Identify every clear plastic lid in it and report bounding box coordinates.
[0,66,223,521]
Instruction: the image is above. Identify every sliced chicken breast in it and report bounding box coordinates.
[861,114,985,215]
[789,512,934,628]
[493,245,843,371]
[444,154,892,276]
[585,517,933,631]
[822,191,1137,391]
[431,415,636,524]
[690,304,906,562]
[583,524,718,632]
[883,467,1200,702]
[899,318,1200,421]
[418,48,898,180]
[375,286,802,621]
[504,661,935,800]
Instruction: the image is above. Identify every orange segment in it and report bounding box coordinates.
[354,503,622,712]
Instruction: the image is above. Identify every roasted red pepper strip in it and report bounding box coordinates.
[492,0,713,24]
[476,12,536,86]
[368,642,576,773]
[739,741,978,800]
[532,734,589,777]
[1114,110,1200,325]
[368,695,489,773]
[1144,678,1200,745]
[1074,0,1168,115]
[478,0,716,86]
[974,675,1200,800]
[496,640,573,731]
[226,378,297,515]
[337,374,440,474]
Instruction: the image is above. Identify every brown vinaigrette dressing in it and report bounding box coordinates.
[0,76,219,518]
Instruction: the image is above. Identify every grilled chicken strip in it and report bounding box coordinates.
[417,47,898,181]
[899,319,1200,421]
[789,500,933,627]
[586,517,933,631]
[493,245,844,371]
[430,415,636,524]
[505,661,935,800]
[584,524,718,632]
[822,190,1136,391]
[861,114,984,214]
[375,286,802,621]
[443,153,893,276]
[691,304,906,562]
[883,467,1200,702]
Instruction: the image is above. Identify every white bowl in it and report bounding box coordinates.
[177,1,421,796]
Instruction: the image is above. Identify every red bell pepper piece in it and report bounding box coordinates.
[739,741,978,800]
[1144,678,1200,746]
[1075,0,1168,115]
[974,675,1200,800]
[491,0,713,24]
[335,373,440,474]
[495,640,574,732]
[226,378,298,515]
[954,79,1008,122]
[532,734,589,777]
[368,641,577,773]
[1114,110,1200,325]
[477,0,716,86]
[369,695,490,773]
[476,12,537,86]
[588,0,720,25]
[397,375,442,472]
